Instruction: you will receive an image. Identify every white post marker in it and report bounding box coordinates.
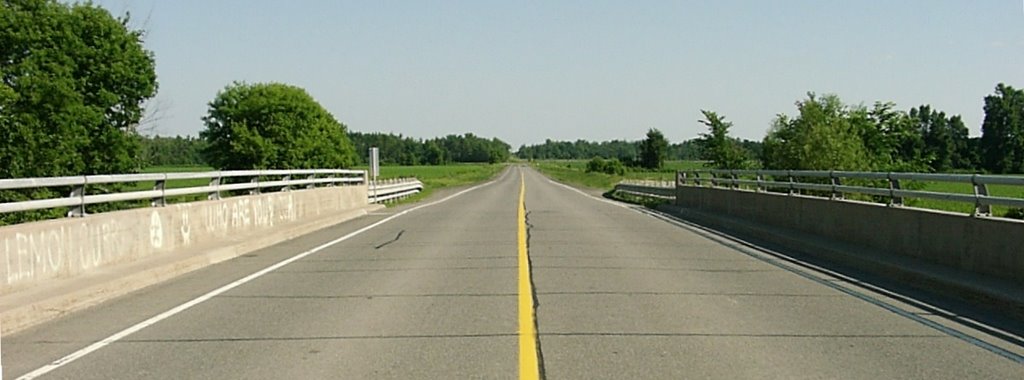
[369,147,379,202]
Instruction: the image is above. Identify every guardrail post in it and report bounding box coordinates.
[208,176,221,200]
[730,170,739,190]
[830,171,842,200]
[281,174,291,192]
[152,177,166,207]
[676,171,686,187]
[787,171,795,196]
[249,175,260,195]
[756,172,764,193]
[307,174,316,189]
[67,181,86,217]
[888,173,903,206]
[972,174,991,217]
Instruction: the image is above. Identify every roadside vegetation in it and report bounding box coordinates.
[366,164,507,204]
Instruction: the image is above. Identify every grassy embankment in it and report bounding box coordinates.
[531,160,1024,217]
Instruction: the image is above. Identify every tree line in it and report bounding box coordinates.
[349,132,511,166]
[701,85,1021,174]
[516,138,719,162]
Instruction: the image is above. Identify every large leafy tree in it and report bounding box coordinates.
[638,128,668,169]
[762,94,873,171]
[0,0,157,178]
[200,82,357,169]
[980,83,1024,174]
[698,110,748,169]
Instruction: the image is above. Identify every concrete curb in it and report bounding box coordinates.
[1,204,384,334]
[657,204,1024,320]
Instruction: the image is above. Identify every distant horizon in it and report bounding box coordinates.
[92,0,1022,148]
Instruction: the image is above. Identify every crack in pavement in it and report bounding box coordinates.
[524,207,548,379]
[374,230,406,249]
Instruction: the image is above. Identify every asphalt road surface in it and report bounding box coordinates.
[3,166,1023,379]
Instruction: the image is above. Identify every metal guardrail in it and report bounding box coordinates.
[0,169,367,216]
[676,169,1024,217]
[613,180,676,200]
[613,171,1024,217]
[370,179,424,203]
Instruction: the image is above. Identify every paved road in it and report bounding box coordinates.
[3,166,1023,379]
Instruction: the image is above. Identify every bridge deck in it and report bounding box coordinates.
[4,166,1023,379]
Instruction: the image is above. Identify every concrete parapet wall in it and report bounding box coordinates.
[675,186,1024,285]
[1,185,368,294]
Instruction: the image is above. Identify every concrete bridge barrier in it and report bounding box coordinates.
[0,184,377,332]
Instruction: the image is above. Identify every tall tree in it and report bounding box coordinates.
[980,83,1024,173]
[762,94,872,171]
[698,110,748,169]
[638,128,668,169]
[200,82,357,169]
[0,0,158,178]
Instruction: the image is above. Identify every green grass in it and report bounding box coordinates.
[131,164,505,205]
[139,165,214,173]
[366,163,508,204]
[907,181,1024,218]
[531,160,700,191]
[530,160,702,208]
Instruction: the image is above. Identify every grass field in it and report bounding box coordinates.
[531,160,704,191]
[365,164,507,203]
[133,164,506,204]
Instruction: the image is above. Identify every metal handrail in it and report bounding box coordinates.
[678,169,1024,216]
[0,169,368,215]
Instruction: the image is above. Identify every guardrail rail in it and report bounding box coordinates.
[0,169,426,219]
[370,178,424,203]
[678,169,1024,218]
[612,170,1024,219]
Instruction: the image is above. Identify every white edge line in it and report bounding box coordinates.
[544,178,630,209]
[16,176,502,380]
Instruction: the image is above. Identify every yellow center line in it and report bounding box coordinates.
[518,171,540,380]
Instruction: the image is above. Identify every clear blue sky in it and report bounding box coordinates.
[94,0,1023,148]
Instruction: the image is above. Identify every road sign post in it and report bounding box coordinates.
[370,147,379,202]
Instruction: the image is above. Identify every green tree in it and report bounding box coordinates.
[762,93,872,171]
[0,0,157,178]
[200,82,357,170]
[638,128,668,169]
[980,83,1024,173]
[698,110,748,169]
